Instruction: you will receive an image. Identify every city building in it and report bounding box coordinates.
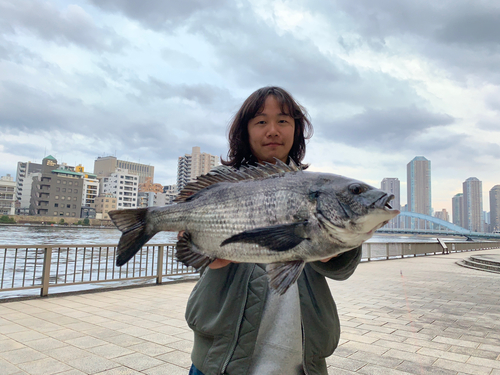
[434,209,449,222]
[452,193,464,228]
[94,156,154,184]
[163,184,178,204]
[100,168,138,209]
[139,177,163,193]
[75,165,100,207]
[381,178,400,228]
[15,161,42,212]
[463,177,483,232]
[29,156,84,218]
[0,174,16,216]
[93,194,117,220]
[407,156,431,229]
[490,185,500,233]
[177,147,219,192]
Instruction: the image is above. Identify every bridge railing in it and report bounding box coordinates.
[1,240,499,297]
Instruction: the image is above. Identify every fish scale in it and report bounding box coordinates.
[109,160,399,294]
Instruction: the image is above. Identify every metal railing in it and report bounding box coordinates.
[362,241,500,261]
[0,243,197,297]
[1,240,499,297]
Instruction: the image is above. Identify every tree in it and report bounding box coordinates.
[83,218,90,226]
[0,215,15,224]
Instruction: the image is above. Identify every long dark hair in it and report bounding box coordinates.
[221,86,313,168]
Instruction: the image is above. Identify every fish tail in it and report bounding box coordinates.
[109,208,157,266]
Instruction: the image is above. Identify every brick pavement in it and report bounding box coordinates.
[0,249,499,374]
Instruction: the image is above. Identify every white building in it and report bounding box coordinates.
[100,168,138,209]
[15,161,42,211]
[82,177,100,207]
[177,147,219,192]
[0,175,16,216]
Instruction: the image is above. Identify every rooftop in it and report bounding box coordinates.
[1,249,499,374]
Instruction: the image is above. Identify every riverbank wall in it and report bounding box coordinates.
[4,215,114,227]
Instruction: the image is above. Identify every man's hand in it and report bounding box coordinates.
[178,231,234,269]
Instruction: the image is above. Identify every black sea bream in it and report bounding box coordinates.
[109,160,399,294]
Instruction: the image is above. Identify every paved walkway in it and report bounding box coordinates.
[1,249,499,375]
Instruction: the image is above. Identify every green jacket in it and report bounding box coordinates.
[185,246,362,375]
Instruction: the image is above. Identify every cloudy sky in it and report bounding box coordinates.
[1,0,499,214]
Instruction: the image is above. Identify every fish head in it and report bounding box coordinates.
[311,174,400,240]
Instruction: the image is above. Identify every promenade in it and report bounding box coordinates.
[1,249,499,375]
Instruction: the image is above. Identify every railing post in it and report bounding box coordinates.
[156,245,164,285]
[41,246,52,297]
[386,244,389,260]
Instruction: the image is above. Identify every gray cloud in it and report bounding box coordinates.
[317,106,454,147]
[318,0,500,81]
[88,0,229,31]
[0,0,127,52]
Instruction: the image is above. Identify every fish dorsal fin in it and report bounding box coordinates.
[174,158,301,203]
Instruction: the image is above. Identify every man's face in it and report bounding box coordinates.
[247,96,295,164]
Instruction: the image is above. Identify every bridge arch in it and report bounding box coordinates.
[397,211,469,234]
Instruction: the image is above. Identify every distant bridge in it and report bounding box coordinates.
[377,211,500,239]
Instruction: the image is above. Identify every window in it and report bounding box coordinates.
[60,212,64,216]
[66,212,70,216]
[74,189,78,193]
[62,188,66,192]
[69,181,73,185]
[73,197,77,201]
[63,180,66,184]
[67,196,71,200]
[68,188,72,193]
[54,203,58,207]
[72,204,76,209]
[71,212,76,217]
[105,199,109,202]
[56,187,60,192]
[57,180,61,183]
[67,204,71,208]
[61,196,65,200]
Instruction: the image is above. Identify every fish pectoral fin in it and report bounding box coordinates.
[266,261,306,295]
[176,232,215,270]
[220,222,309,251]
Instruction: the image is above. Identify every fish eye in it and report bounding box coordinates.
[349,184,365,195]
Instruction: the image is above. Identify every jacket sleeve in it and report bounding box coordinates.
[308,246,362,281]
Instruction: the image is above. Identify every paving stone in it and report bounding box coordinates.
[348,351,403,368]
[67,355,119,374]
[142,362,188,375]
[127,341,176,357]
[17,357,73,375]
[433,358,492,375]
[113,352,165,371]
[396,360,457,375]
[0,347,47,364]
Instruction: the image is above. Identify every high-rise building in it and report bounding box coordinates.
[381,178,400,228]
[0,174,16,216]
[15,161,42,211]
[452,193,464,228]
[177,147,219,192]
[29,156,84,218]
[94,156,154,184]
[490,185,500,233]
[407,156,431,229]
[463,177,483,232]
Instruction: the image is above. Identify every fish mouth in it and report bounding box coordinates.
[372,193,396,211]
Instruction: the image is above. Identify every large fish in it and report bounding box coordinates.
[109,160,399,294]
